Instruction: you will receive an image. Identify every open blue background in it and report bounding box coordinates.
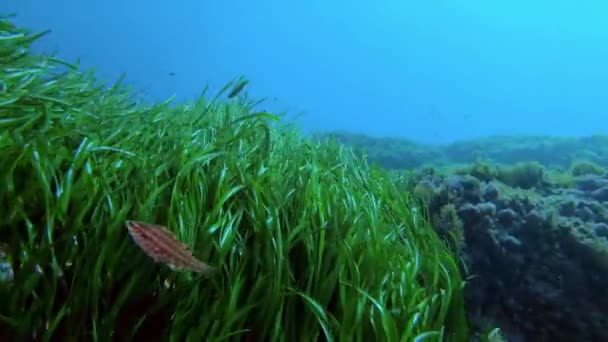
[3,0,607,144]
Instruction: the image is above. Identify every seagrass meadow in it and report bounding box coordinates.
[0,15,473,341]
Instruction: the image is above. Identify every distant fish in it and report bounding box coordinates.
[125,220,215,274]
[227,77,249,98]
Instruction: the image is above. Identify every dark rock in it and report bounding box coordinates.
[481,215,494,228]
[590,186,608,202]
[508,199,525,215]
[558,200,577,217]
[575,175,608,192]
[589,202,608,224]
[524,209,546,229]
[497,208,518,227]
[483,182,500,201]
[411,158,608,341]
[575,207,595,222]
[494,197,510,211]
[476,202,497,216]
[460,175,482,202]
[445,176,464,197]
[592,222,608,239]
[458,203,481,224]
[564,189,586,198]
[499,234,523,251]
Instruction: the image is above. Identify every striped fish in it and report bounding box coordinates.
[125,220,215,274]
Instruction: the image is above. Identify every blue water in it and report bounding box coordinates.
[3,0,608,144]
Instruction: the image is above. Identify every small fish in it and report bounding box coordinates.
[125,220,215,274]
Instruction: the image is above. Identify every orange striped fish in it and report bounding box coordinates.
[125,220,215,274]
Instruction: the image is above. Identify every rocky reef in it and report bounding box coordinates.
[327,130,608,341]
[409,160,608,341]
[325,131,608,170]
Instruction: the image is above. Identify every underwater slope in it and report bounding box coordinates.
[409,164,608,341]
[326,130,608,170]
[0,15,470,341]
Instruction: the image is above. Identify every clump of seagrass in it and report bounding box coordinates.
[0,14,470,341]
